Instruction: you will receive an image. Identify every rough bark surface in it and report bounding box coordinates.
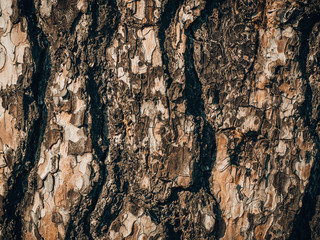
[0,0,320,239]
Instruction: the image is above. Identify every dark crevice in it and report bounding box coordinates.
[214,204,227,239]
[93,193,123,237]
[184,0,224,190]
[150,186,186,238]
[183,1,227,238]
[184,31,204,117]
[81,73,109,240]
[63,0,121,239]
[1,0,50,239]
[166,222,183,240]
[184,0,223,193]
[289,9,320,239]
[289,149,320,240]
[145,0,225,238]
[83,1,121,239]
[158,0,183,89]
[297,13,320,129]
[158,1,225,238]
[87,76,109,157]
[158,0,183,127]
[70,11,83,36]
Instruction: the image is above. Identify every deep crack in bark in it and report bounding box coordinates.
[1,0,50,238]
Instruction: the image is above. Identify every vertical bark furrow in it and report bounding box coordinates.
[290,8,320,238]
[0,0,50,238]
[0,0,320,239]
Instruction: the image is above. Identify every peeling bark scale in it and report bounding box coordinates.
[0,0,319,239]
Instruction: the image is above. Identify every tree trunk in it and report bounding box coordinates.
[0,0,320,239]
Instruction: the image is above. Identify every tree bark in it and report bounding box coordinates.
[0,0,320,239]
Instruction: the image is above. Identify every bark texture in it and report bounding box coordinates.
[0,0,320,239]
